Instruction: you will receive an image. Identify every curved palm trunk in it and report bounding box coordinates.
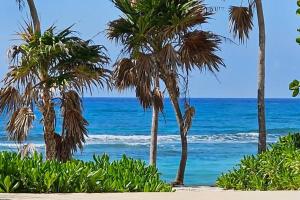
[150,78,159,166]
[26,0,40,33]
[256,0,266,154]
[164,79,188,185]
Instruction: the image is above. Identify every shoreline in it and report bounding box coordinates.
[1,187,300,200]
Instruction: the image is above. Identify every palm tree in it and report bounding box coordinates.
[108,0,224,185]
[113,60,163,167]
[229,0,266,153]
[0,25,110,161]
[111,0,163,167]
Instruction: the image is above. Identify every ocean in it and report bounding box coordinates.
[0,98,300,185]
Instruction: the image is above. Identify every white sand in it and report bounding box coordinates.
[1,187,300,200]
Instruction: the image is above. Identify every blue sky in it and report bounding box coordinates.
[0,0,298,98]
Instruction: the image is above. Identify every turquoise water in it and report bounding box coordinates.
[0,98,300,185]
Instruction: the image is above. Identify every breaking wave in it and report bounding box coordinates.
[85,132,280,146]
[0,133,281,148]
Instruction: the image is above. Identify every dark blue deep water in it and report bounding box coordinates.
[1,98,300,185]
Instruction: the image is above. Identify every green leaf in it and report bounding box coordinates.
[3,176,11,193]
[297,8,300,15]
[12,182,20,192]
[289,80,299,90]
[293,88,299,97]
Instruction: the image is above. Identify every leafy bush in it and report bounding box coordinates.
[217,133,300,190]
[0,152,172,193]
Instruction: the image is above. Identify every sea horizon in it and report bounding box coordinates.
[81,97,300,100]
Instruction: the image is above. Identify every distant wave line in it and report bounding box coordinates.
[0,133,282,148]
[85,132,279,145]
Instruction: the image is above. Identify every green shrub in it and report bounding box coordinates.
[217,133,300,190]
[0,152,172,193]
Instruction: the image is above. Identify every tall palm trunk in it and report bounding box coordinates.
[165,78,187,185]
[41,89,57,160]
[26,0,40,33]
[150,77,159,166]
[26,0,58,160]
[256,0,266,154]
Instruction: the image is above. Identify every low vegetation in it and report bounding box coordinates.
[0,152,172,193]
[217,133,300,190]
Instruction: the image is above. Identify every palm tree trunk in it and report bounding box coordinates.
[58,140,71,162]
[150,78,159,166]
[256,0,266,154]
[26,0,41,33]
[25,0,58,160]
[41,89,57,160]
[164,79,187,185]
[176,133,187,185]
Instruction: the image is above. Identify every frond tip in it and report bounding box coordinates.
[152,87,164,112]
[229,6,253,43]
[0,87,21,114]
[6,108,35,143]
[183,104,195,136]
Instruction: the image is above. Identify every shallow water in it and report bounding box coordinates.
[0,98,300,185]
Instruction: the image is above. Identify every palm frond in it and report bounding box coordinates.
[136,84,152,109]
[107,18,134,44]
[20,143,37,158]
[160,0,211,40]
[0,87,22,114]
[179,31,224,72]
[113,58,137,90]
[6,107,35,143]
[61,90,88,154]
[135,53,154,82]
[16,0,25,10]
[23,83,37,106]
[158,44,180,72]
[229,6,253,43]
[183,103,195,137]
[152,87,164,112]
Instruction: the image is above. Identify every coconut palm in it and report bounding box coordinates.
[108,0,224,185]
[0,24,110,161]
[228,0,266,153]
[111,0,164,167]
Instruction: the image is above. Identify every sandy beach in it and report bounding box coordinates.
[1,187,300,200]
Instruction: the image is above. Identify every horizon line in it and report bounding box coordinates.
[82,97,299,99]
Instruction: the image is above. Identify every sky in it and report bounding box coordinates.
[0,0,298,98]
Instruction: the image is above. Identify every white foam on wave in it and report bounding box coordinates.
[85,132,279,145]
[0,143,44,148]
[0,133,280,147]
